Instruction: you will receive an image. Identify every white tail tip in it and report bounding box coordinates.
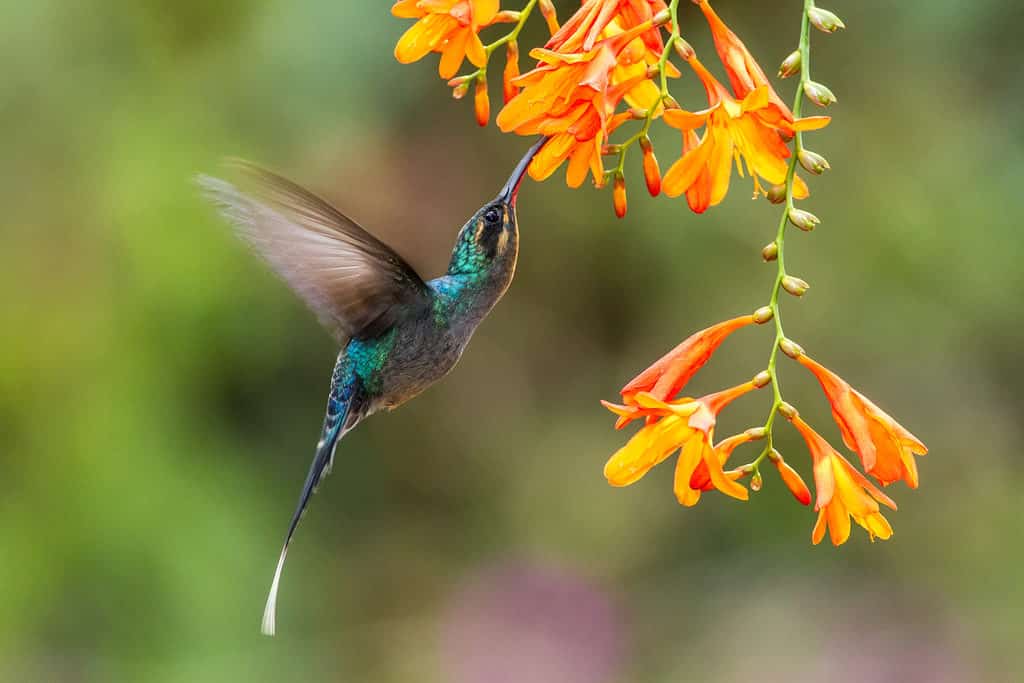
[261,546,288,636]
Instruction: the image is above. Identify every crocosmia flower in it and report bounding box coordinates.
[603,380,763,505]
[795,353,928,488]
[695,0,793,124]
[615,313,756,425]
[393,0,500,79]
[791,416,897,546]
[545,0,668,54]
[661,57,827,212]
[497,22,653,186]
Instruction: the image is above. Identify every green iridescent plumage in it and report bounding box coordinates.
[198,138,544,635]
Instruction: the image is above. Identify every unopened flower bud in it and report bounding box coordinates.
[613,172,627,218]
[788,208,820,231]
[673,38,695,61]
[804,80,837,107]
[777,402,798,419]
[779,338,805,359]
[781,276,810,297]
[778,50,801,78]
[652,8,671,25]
[798,149,830,175]
[451,81,470,100]
[753,306,774,324]
[766,184,787,204]
[639,137,661,197]
[809,7,846,33]
[539,0,559,34]
[503,42,521,104]
[474,78,490,127]
[752,370,772,388]
[745,426,767,440]
[750,471,763,492]
[493,10,522,23]
[774,458,811,505]
[761,242,779,261]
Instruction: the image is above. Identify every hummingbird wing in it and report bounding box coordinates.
[197,161,430,341]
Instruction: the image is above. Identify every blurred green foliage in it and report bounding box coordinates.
[1,1,1020,681]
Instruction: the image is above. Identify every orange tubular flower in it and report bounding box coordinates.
[603,381,763,505]
[791,417,897,546]
[661,57,828,212]
[393,0,500,80]
[695,0,793,126]
[614,314,756,426]
[795,354,928,488]
[546,0,668,55]
[497,22,653,186]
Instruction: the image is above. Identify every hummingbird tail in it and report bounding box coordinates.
[261,371,364,636]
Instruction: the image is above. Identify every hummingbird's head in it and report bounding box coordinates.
[448,138,546,275]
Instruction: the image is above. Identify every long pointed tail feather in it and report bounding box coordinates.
[261,373,362,636]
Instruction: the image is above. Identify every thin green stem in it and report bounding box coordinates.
[485,0,539,55]
[751,0,816,474]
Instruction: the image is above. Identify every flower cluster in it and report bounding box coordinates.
[393,0,831,217]
[602,316,926,545]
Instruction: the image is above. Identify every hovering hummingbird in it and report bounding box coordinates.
[198,138,545,635]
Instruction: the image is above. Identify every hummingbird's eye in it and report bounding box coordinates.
[483,207,501,225]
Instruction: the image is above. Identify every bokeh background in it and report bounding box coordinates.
[2,1,1021,681]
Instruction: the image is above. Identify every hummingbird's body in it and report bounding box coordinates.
[199,139,542,635]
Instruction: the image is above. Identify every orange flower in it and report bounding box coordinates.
[546,0,668,55]
[795,353,928,488]
[661,57,828,212]
[791,416,897,545]
[603,380,763,505]
[613,314,756,426]
[497,22,653,186]
[393,0,500,80]
[695,0,793,125]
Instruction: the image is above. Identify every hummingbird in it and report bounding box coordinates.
[198,138,545,635]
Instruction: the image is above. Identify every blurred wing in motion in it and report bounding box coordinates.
[198,161,430,341]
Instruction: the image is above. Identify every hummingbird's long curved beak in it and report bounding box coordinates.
[498,137,547,206]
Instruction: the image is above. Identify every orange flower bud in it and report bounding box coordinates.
[613,172,627,218]
[761,242,779,261]
[808,7,845,33]
[503,41,520,104]
[774,458,812,505]
[778,50,801,78]
[798,149,830,175]
[673,38,695,61]
[639,137,661,197]
[779,338,805,359]
[474,78,490,127]
[782,276,810,297]
[539,0,559,35]
[451,81,470,100]
[753,306,774,324]
[804,80,837,107]
[788,208,820,231]
[777,401,798,419]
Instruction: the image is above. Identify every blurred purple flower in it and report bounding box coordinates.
[440,561,624,683]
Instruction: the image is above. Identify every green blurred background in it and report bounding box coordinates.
[2,1,1020,681]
